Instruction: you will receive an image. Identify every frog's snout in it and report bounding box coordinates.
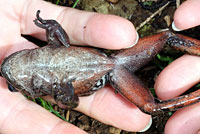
[1,57,12,81]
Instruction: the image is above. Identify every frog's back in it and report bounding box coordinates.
[1,46,114,95]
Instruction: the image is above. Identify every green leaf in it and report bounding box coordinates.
[72,0,79,8]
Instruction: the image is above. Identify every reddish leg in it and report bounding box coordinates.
[110,67,158,114]
[111,31,200,114]
[110,67,200,114]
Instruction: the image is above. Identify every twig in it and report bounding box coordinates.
[136,1,170,31]
[176,0,180,8]
[66,109,70,121]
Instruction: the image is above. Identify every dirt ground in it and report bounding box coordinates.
[38,0,200,133]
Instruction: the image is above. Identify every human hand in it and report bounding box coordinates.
[0,0,151,133]
[155,0,200,133]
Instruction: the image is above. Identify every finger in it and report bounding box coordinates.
[0,8,36,59]
[0,78,86,134]
[165,102,200,134]
[0,37,37,61]
[155,55,200,100]
[76,86,152,132]
[0,79,151,132]
[0,2,37,60]
[0,77,151,132]
[173,0,200,30]
[19,0,137,49]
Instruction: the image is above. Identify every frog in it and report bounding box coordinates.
[1,10,200,114]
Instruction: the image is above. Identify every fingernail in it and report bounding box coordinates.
[172,21,183,31]
[139,117,152,132]
[125,32,139,48]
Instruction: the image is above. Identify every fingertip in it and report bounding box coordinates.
[165,103,200,134]
[125,31,139,48]
[22,1,137,50]
[172,21,182,31]
[155,55,200,100]
[173,0,200,30]
[77,87,151,132]
[84,14,137,49]
[139,117,152,132]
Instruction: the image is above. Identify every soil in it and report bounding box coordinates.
[38,0,200,133]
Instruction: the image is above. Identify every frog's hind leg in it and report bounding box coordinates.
[109,67,157,114]
[31,73,79,109]
[155,90,200,112]
[110,67,200,114]
[168,33,200,55]
[33,10,70,47]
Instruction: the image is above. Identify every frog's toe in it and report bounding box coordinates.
[60,95,79,109]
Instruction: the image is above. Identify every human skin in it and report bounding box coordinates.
[155,0,200,134]
[1,0,199,133]
[0,0,152,133]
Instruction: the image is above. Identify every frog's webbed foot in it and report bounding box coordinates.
[33,10,70,48]
[167,33,200,55]
[52,79,79,109]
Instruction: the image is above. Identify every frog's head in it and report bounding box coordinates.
[1,49,32,90]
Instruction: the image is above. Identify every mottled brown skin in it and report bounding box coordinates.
[1,10,200,114]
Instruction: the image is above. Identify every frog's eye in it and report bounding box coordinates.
[8,84,18,92]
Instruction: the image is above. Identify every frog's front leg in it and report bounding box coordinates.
[51,79,79,109]
[33,10,70,47]
[32,74,79,109]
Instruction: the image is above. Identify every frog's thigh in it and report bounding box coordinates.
[109,67,155,113]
